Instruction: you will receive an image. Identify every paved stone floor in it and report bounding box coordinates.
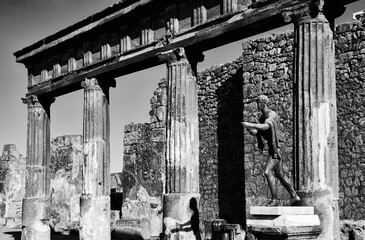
[0,226,80,240]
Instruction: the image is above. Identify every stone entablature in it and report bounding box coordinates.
[13,0,355,98]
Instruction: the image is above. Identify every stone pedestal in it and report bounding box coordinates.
[248,207,321,240]
[249,226,321,240]
[163,193,200,240]
[157,48,203,240]
[113,219,151,240]
[21,95,54,240]
[247,207,320,227]
[79,196,110,239]
[80,78,114,240]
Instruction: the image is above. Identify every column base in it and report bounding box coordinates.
[22,197,50,226]
[80,195,111,240]
[22,197,50,240]
[163,193,200,240]
[297,190,339,240]
[21,220,51,240]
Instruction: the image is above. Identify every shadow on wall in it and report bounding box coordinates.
[216,67,246,227]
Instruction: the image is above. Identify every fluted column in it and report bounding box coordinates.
[80,77,115,240]
[21,95,54,240]
[285,3,340,239]
[158,48,203,240]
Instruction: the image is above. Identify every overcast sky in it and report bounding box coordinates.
[0,0,364,173]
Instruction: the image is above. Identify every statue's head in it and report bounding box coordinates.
[256,95,269,111]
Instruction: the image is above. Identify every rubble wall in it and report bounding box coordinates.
[198,32,294,224]
[122,21,365,236]
[49,135,83,234]
[0,144,26,227]
[335,21,365,221]
[122,79,167,237]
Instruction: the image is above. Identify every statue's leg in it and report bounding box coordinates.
[274,144,300,205]
[274,162,297,197]
[264,156,279,204]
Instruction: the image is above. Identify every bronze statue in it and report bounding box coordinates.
[241,95,300,206]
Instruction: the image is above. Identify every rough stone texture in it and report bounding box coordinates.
[198,32,294,225]
[0,145,26,228]
[198,59,245,225]
[50,135,125,234]
[49,135,83,234]
[0,135,125,236]
[340,220,365,240]
[335,21,365,222]
[122,78,166,238]
[119,20,365,238]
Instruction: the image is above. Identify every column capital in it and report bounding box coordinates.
[157,47,204,65]
[281,4,319,24]
[81,78,116,90]
[22,95,40,107]
[282,0,345,24]
[81,78,100,90]
[22,95,55,108]
[157,47,187,65]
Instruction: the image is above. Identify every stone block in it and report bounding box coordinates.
[247,215,320,227]
[111,210,121,230]
[121,185,162,237]
[248,225,321,240]
[113,219,151,240]
[0,144,26,226]
[249,206,314,215]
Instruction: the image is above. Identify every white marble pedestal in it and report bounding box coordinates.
[247,207,321,240]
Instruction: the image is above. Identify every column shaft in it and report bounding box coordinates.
[21,95,52,240]
[158,48,202,240]
[80,78,111,240]
[166,59,199,194]
[293,14,339,240]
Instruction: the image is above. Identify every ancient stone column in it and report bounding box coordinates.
[158,48,203,240]
[284,3,340,240]
[80,78,115,240]
[21,95,54,240]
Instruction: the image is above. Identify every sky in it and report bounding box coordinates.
[0,0,364,173]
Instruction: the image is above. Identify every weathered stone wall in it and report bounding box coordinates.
[49,135,83,234]
[0,135,126,232]
[120,20,365,236]
[122,79,166,237]
[49,135,126,234]
[198,32,295,225]
[0,144,26,227]
[197,21,365,228]
[335,21,365,222]
[198,60,245,225]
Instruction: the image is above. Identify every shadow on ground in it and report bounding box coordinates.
[0,228,80,240]
[2,230,21,240]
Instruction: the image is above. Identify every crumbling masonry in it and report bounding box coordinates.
[13,0,359,240]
